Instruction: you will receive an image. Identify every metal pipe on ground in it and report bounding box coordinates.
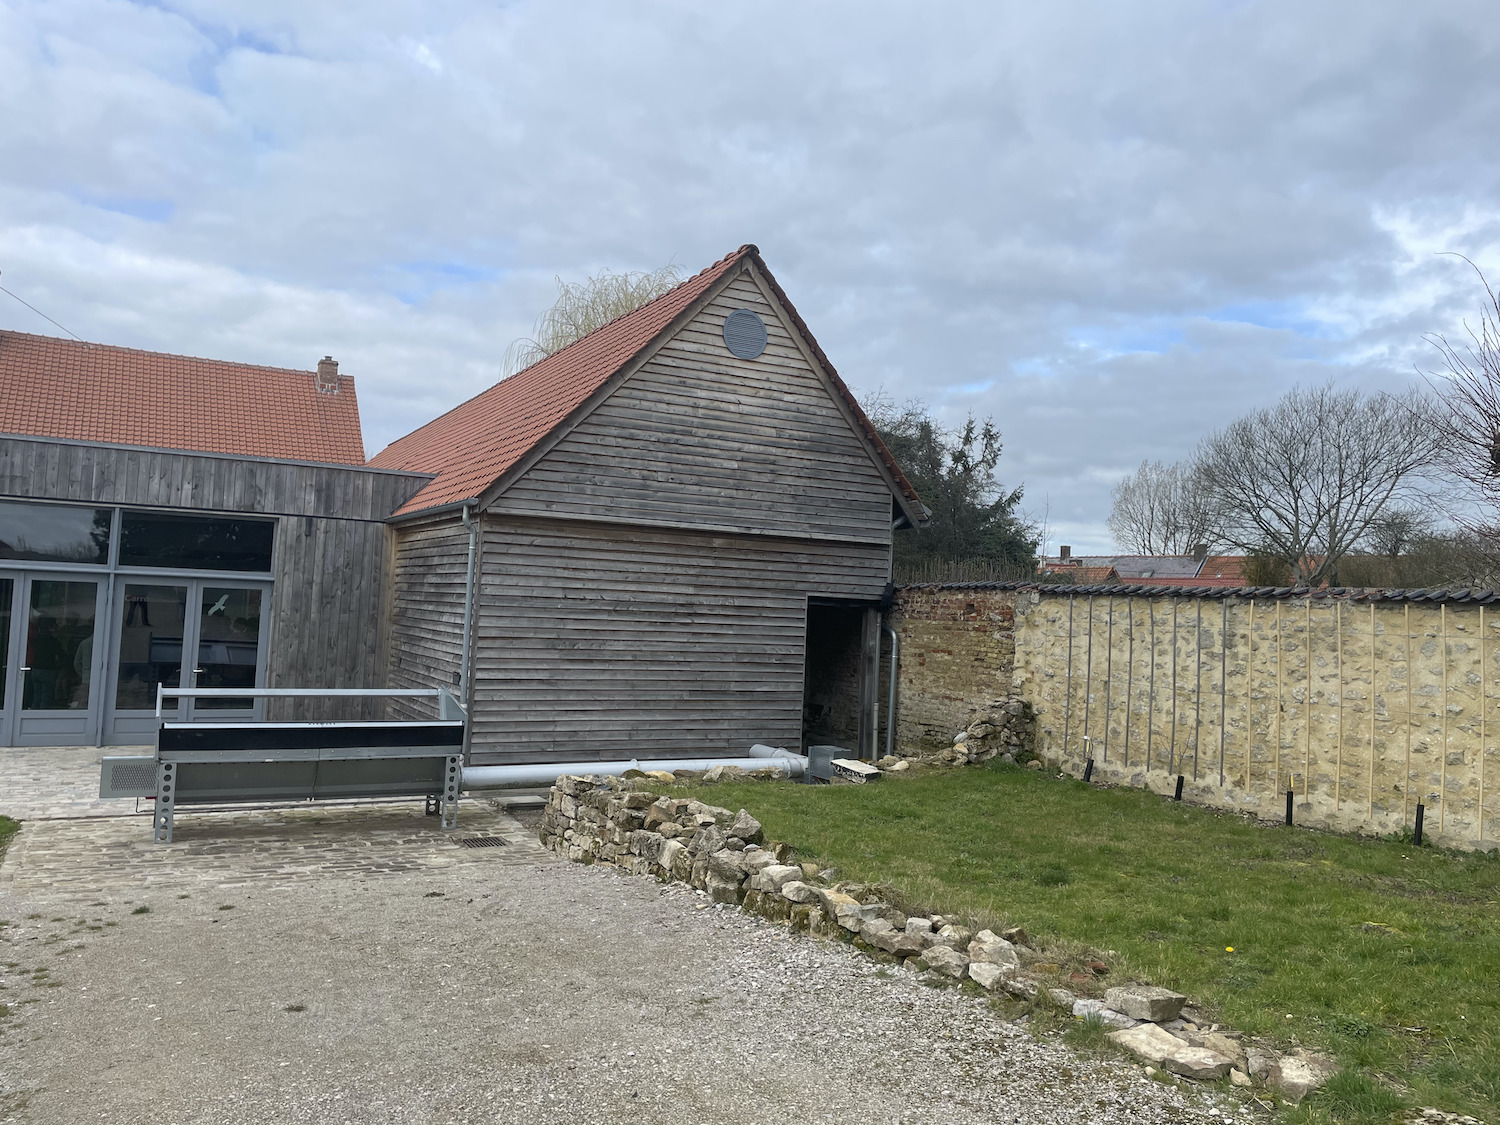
[462,749,807,791]
[883,622,899,762]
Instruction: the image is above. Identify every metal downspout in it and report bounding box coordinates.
[883,622,899,761]
[459,503,477,706]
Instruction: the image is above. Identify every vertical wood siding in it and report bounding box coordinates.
[265,516,392,721]
[489,272,895,543]
[0,436,429,520]
[467,515,889,765]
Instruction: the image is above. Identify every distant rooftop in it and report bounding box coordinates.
[0,329,366,464]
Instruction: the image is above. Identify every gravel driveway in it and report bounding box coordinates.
[0,789,1244,1124]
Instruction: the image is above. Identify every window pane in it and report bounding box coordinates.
[119,512,274,572]
[0,501,111,564]
[22,580,97,710]
[0,578,11,701]
[195,587,261,709]
[114,584,187,711]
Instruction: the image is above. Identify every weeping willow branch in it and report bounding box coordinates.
[502,263,684,377]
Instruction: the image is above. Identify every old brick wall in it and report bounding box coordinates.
[888,587,1018,752]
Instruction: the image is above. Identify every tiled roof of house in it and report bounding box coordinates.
[1042,554,1205,579]
[0,329,366,464]
[902,580,1500,605]
[1042,553,1251,587]
[369,244,923,519]
[1066,566,1120,584]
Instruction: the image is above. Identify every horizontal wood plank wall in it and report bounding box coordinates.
[0,436,430,519]
[386,515,469,722]
[467,515,890,765]
[490,272,895,544]
[265,516,391,722]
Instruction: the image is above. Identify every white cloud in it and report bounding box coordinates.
[1,0,1498,546]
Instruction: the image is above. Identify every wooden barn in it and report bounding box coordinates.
[371,244,925,765]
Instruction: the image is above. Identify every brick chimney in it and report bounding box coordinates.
[1059,545,1071,560]
[1193,543,1208,561]
[315,356,340,394]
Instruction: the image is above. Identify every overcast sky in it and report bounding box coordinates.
[3,1,1498,552]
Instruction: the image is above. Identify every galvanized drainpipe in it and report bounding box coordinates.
[459,502,478,707]
[883,622,899,760]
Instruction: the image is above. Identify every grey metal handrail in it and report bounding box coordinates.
[155,685,465,720]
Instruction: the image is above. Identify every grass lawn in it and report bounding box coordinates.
[690,763,1500,1124]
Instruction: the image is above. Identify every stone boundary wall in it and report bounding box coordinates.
[538,772,1341,1106]
[1011,589,1500,850]
[536,773,1037,985]
[888,587,1019,752]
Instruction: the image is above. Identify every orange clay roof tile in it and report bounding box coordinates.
[0,330,366,464]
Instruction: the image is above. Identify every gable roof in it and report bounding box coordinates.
[369,245,924,520]
[0,329,366,464]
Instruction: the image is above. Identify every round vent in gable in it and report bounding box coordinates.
[722,309,767,360]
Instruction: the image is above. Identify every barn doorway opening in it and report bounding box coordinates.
[801,600,876,756]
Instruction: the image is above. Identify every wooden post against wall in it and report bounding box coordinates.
[857,605,881,762]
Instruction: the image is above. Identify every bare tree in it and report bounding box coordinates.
[1425,258,1500,527]
[502,263,683,376]
[1195,384,1438,585]
[1107,459,1217,555]
[1360,506,1436,559]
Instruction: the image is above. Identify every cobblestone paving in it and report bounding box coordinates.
[0,745,136,820]
[0,799,547,900]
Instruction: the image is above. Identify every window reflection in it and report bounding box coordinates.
[119,513,273,572]
[114,584,187,711]
[0,502,110,565]
[195,587,261,709]
[22,581,97,710]
[0,579,11,701]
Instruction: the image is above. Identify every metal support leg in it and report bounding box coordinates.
[153,761,177,844]
[441,755,461,830]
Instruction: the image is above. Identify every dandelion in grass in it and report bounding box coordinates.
[1225,946,1234,952]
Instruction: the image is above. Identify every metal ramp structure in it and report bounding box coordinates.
[99,688,466,843]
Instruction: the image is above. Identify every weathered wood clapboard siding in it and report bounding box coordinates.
[386,515,470,721]
[489,272,895,543]
[467,515,890,763]
[0,436,431,723]
[0,435,428,520]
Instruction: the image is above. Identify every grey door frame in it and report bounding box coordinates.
[103,577,272,745]
[4,571,109,748]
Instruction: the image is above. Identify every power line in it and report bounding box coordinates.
[0,271,83,340]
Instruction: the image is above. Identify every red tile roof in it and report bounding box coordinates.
[0,330,366,464]
[371,245,923,519]
[1128,556,1249,588]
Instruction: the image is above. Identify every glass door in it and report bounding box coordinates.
[105,581,268,741]
[0,578,13,741]
[105,583,189,743]
[184,585,265,722]
[14,575,104,746]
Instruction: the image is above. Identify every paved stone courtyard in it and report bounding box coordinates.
[0,747,1240,1125]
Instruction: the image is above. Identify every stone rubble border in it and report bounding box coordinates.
[533,771,1394,1112]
